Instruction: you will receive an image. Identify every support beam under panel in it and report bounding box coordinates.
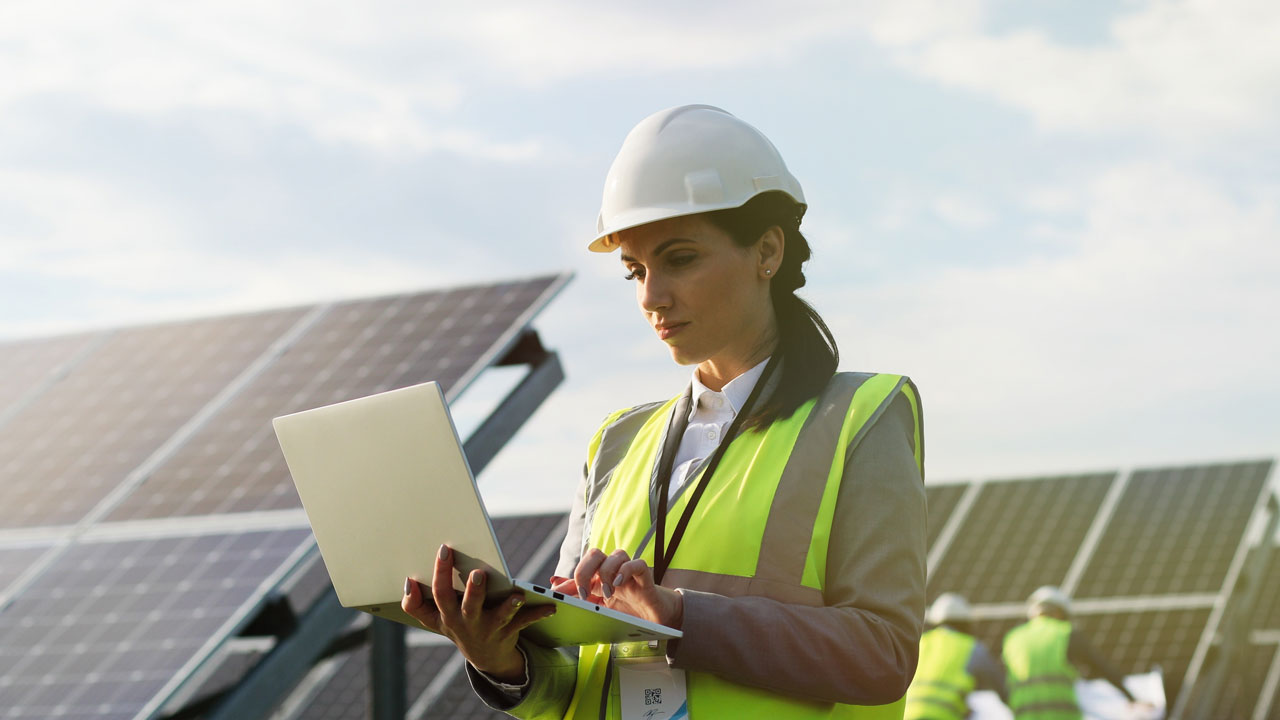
[201,588,357,720]
[463,348,563,476]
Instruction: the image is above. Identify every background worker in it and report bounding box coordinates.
[401,104,928,718]
[905,593,1007,719]
[1003,586,1140,719]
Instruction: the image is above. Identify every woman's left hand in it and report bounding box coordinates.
[550,548,684,629]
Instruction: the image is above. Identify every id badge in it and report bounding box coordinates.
[617,658,688,720]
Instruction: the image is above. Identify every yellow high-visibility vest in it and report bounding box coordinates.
[1002,617,1081,720]
[550,372,922,720]
[904,626,976,720]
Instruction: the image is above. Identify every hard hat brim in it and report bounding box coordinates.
[587,197,807,253]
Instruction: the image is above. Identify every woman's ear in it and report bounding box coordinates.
[757,225,785,278]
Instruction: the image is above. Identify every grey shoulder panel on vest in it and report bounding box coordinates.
[834,372,918,465]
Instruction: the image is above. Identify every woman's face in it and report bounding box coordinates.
[617,214,777,377]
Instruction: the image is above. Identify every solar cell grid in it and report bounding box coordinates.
[1254,548,1280,632]
[0,545,53,597]
[175,644,268,720]
[419,645,513,720]
[0,308,307,529]
[971,610,1210,708]
[1073,461,1270,599]
[0,528,310,720]
[289,642,458,720]
[106,276,562,522]
[0,332,100,421]
[1073,609,1210,706]
[925,483,969,551]
[926,473,1114,605]
[1218,642,1280,720]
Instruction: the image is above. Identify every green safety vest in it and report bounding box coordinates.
[1002,617,1081,720]
[556,372,923,720]
[904,627,976,720]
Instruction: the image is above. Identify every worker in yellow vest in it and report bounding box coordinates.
[905,593,1007,720]
[1002,586,1140,719]
[402,105,928,719]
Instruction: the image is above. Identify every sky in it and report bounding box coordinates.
[1,0,1277,515]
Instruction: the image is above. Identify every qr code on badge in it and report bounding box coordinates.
[645,688,662,706]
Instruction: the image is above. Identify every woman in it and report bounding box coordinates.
[403,105,927,719]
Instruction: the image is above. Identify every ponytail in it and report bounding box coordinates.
[704,192,839,429]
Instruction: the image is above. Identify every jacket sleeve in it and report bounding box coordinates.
[465,448,593,715]
[1069,629,1136,701]
[667,392,928,705]
[968,641,1010,702]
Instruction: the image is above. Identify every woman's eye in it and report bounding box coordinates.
[668,253,695,267]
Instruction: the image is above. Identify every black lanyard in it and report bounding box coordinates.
[653,356,778,585]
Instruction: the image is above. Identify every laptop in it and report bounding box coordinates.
[272,381,681,647]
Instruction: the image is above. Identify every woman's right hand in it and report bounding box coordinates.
[401,543,556,683]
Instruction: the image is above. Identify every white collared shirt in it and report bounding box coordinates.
[666,357,770,500]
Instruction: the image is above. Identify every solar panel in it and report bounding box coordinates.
[0,309,307,528]
[927,473,1114,604]
[0,528,310,720]
[925,483,968,551]
[1218,642,1280,720]
[1074,461,1270,598]
[106,278,560,521]
[0,546,53,599]
[0,274,570,720]
[0,332,100,424]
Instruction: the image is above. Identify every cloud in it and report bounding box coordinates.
[0,1,539,159]
[819,161,1279,477]
[0,168,451,336]
[868,0,1280,139]
[933,193,994,230]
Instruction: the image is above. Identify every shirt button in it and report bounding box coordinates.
[707,430,717,441]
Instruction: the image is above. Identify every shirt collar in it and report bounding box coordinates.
[688,357,770,420]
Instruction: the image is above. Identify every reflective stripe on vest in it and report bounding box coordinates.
[904,627,976,720]
[1002,617,1080,720]
[559,372,921,720]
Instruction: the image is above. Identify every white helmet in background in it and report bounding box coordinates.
[590,104,806,252]
[1027,586,1072,618]
[926,593,974,626]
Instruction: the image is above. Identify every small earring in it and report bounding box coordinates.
[764,269,772,276]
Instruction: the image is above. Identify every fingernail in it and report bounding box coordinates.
[438,544,449,560]
[578,588,589,601]
[511,597,525,609]
[613,574,624,587]
[471,570,484,585]
[404,578,413,596]
[602,583,612,600]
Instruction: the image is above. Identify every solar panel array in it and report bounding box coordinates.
[926,472,1114,605]
[925,459,1277,719]
[0,274,570,720]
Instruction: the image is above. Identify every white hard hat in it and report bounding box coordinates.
[589,104,806,252]
[1027,586,1072,617]
[926,593,974,626]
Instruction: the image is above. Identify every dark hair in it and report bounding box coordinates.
[703,191,839,429]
